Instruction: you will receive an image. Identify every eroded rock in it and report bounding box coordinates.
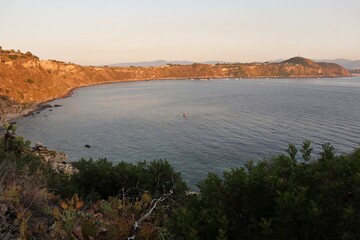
[32,144,77,174]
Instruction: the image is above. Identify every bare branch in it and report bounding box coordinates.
[127,189,174,240]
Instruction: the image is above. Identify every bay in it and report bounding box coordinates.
[16,77,360,187]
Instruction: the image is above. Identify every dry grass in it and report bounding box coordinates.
[0,160,50,239]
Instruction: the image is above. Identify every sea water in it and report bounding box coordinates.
[16,77,360,186]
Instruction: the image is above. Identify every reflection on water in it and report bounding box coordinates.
[17,77,360,187]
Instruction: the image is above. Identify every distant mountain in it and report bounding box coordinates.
[314,59,360,70]
[202,61,228,64]
[109,60,191,67]
[109,60,227,67]
[270,59,285,63]
[341,60,360,70]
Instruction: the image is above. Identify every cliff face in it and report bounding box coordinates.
[0,50,350,104]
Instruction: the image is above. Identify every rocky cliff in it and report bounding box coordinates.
[0,49,350,105]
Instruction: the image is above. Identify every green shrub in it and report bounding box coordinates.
[0,95,10,102]
[49,158,188,201]
[2,130,360,239]
[0,123,43,172]
[26,78,35,84]
[168,142,360,240]
[8,55,18,60]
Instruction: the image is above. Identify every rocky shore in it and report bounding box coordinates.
[0,104,38,125]
[1,122,76,174]
[31,143,77,174]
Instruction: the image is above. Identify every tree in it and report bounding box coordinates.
[25,51,33,57]
[300,140,312,164]
[286,144,298,161]
[320,142,335,161]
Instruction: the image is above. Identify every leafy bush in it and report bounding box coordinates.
[49,158,188,201]
[25,78,35,84]
[0,123,42,172]
[1,129,360,239]
[0,95,10,102]
[168,142,360,240]
[7,55,18,60]
[0,129,173,239]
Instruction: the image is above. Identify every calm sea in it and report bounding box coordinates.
[16,77,360,187]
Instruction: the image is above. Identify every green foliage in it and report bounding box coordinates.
[320,142,335,161]
[0,124,43,173]
[2,130,360,239]
[81,220,97,238]
[49,158,188,201]
[61,209,76,235]
[25,78,35,84]
[8,55,18,60]
[286,143,298,161]
[0,95,10,102]
[25,51,33,57]
[300,140,313,163]
[168,143,360,240]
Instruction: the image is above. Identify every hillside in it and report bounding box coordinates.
[315,58,360,70]
[0,49,350,107]
[109,60,227,67]
[109,60,194,67]
[350,69,360,74]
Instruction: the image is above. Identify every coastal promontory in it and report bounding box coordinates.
[0,48,350,106]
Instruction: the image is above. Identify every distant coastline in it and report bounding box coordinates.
[0,48,351,125]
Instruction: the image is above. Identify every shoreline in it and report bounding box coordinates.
[0,103,39,130]
[20,73,353,102]
[1,75,354,127]
[0,53,351,105]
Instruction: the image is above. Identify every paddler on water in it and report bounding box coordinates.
[183,112,188,118]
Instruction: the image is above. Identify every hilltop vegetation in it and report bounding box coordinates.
[1,124,359,239]
[0,48,350,105]
[350,69,360,74]
[0,95,15,113]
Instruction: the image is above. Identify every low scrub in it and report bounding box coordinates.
[1,125,359,239]
[168,143,360,240]
[49,158,188,201]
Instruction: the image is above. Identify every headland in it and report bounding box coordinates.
[0,48,351,124]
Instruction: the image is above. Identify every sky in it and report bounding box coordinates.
[0,0,359,65]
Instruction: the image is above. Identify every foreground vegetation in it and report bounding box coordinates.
[0,125,359,239]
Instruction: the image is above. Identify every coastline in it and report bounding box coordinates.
[0,53,350,106]
[2,75,358,177]
[0,75,354,128]
[15,73,355,104]
[0,103,39,129]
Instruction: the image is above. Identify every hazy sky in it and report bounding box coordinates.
[1,0,359,65]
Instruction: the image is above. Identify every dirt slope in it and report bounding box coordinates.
[0,50,350,104]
